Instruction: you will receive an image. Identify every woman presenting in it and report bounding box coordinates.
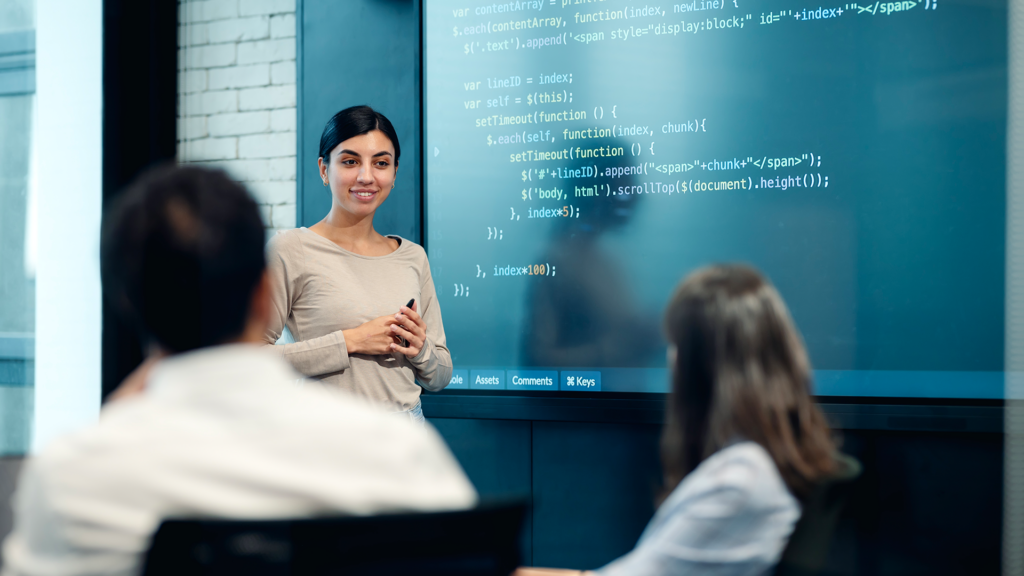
[263,106,451,421]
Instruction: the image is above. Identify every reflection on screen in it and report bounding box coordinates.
[424,0,1007,398]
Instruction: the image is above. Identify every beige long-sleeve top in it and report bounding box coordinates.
[263,228,452,411]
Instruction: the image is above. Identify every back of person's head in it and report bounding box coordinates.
[661,265,836,498]
[101,164,266,353]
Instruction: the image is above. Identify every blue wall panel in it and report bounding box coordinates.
[430,418,533,563]
[531,422,661,570]
[298,0,421,240]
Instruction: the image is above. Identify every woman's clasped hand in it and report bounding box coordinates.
[341,303,427,358]
[389,303,428,357]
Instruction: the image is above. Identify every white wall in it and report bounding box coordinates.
[31,0,103,451]
[177,0,297,233]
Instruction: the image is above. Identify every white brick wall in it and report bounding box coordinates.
[177,0,297,233]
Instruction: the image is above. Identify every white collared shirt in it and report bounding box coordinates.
[597,441,800,576]
[1,345,477,576]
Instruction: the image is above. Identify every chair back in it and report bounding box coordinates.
[774,454,862,576]
[142,502,526,576]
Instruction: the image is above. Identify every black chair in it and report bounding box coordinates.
[142,502,527,576]
[774,454,863,576]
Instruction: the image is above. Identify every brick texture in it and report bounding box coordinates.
[177,0,297,232]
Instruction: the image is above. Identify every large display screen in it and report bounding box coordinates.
[424,0,1007,398]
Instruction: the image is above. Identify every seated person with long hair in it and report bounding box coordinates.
[519,265,839,576]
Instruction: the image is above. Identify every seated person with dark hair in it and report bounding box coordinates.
[1,165,477,576]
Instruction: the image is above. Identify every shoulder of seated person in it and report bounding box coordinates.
[287,382,434,438]
[650,442,794,522]
[289,388,453,468]
[687,441,790,497]
[94,377,423,448]
[706,441,775,468]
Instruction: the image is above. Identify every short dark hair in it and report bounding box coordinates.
[318,105,401,164]
[101,165,266,353]
[661,265,836,499]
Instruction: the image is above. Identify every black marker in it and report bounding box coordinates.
[399,299,416,348]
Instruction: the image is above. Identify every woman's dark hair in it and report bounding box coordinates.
[101,165,266,353]
[318,105,401,164]
[661,265,837,499]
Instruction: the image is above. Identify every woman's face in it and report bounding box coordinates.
[319,129,397,219]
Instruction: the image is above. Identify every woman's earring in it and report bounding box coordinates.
[322,180,328,187]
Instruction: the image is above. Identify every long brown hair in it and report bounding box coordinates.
[660,265,836,499]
